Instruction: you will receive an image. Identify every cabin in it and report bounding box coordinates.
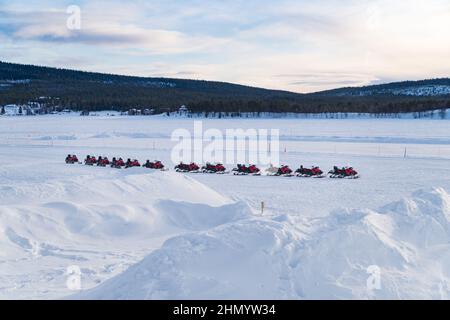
[178,105,190,115]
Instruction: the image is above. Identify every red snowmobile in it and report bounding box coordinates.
[328,166,360,179]
[277,165,294,176]
[65,154,79,164]
[125,159,141,168]
[232,164,261,176]
[143,160,165,170]
[175,162,200,173]
[111,157,126,169]
[97,156,110,167]
[84,155,97,166]
[296,166,325,178]
[202,163,227,174]
[265,165,293,176]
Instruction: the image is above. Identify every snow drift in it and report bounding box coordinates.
[0,169,244,299]
[73,187,450,300]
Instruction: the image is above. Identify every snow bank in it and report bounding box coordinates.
[88,111,122,117]
[0,171,228,206]
[34,134,77,141]
[155,200,251,231]
[72,187,450,300]
[0,198,248,259]
[0,170,238,299]
[165,109,450,120]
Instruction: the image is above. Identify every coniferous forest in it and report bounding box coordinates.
[1,61,450,115]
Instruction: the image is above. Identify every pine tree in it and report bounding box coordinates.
[0,106,5,115]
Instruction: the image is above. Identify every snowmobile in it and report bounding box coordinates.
[328,166,360,179]
[202,163,227,174]
[266,165,294,177]
[232,164,261,176]
[65,154,79,164]
[125,159,141,168]
[175,162,200,173]
[84,155,97,166]
[111,157,126,169]
[296,166,325,178]
[277,165,294,177]
[143,160,167,171]
[97,156,110,167]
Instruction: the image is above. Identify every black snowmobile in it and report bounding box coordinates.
[328,166,360,179]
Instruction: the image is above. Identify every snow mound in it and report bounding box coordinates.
[90,132,112,139]
[0,200,249,258]
[0,170,238,299]
[71,219,299,300]
[156,200,251,231]
[0,170,229,206]
[72,187,450,300]
[34,135,77,141]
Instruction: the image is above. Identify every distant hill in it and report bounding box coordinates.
[1,61,450,115]
[318,78,450,97]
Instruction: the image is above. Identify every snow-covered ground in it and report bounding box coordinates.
[1,115,450,299]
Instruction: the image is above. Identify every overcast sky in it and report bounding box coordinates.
[1,0,450,92]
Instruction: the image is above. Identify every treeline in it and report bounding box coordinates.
[319,78,450,96]
[1,61,450,114]
[187,96,450,114]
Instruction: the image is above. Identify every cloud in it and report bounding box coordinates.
[274,73,380,89]
[5,11,229,55]
[0,0,450,92]
[15,24,223,53]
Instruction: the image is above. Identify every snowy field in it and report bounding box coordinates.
[1,115,450,299]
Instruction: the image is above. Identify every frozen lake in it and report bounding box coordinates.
[1,115,450,217]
